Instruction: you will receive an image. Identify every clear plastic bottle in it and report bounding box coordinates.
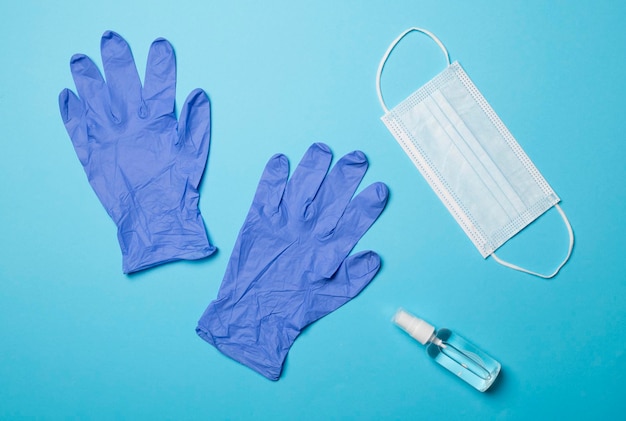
[393,309,501,392]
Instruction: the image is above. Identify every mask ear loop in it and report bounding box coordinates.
[491,204,575,279]
[376,27,451,114]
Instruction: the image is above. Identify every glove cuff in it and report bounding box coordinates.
[121,235,215,274]
[117,201,215,274]
[196,299,299,381]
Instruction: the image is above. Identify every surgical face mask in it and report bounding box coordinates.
[376,28,573,278]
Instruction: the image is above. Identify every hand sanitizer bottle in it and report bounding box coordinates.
[393,309,501,392]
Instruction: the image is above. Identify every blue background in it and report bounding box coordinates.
[1,0,625,419]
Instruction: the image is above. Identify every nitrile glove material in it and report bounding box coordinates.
[59,31,215,273]
[196,143,389,380]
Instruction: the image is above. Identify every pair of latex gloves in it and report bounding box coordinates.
[59,31,389,380]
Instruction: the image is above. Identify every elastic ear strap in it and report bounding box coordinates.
[376,27,451,113]
[491,204,574,279]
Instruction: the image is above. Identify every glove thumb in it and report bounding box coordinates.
[177,88,211,187]
[303,251,381,326]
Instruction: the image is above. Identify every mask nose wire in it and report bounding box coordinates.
[376,27,451,114]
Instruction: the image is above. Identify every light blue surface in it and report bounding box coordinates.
[1,0,625,419]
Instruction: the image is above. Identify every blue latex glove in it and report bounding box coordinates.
[196,143,389,380]
[59,31,215,273]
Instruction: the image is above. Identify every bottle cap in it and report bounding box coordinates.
[393,308,435,345]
